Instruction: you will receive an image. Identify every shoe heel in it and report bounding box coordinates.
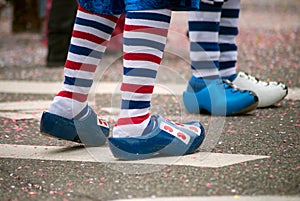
[40,110,108,146]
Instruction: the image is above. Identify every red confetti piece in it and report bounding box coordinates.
[227,129,237,134]
[205,183,212,188]
[66,183,73,187]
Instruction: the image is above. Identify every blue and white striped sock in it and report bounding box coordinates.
[219,0,240,81]
[113,9,171,138]
[187,2,223,92]
[49,6,119,120]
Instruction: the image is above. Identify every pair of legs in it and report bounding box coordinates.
[41,6,204,159]
[47,6,171,136]
[184,0,258,115]
[185,0,287,110]
[41,0,287,159]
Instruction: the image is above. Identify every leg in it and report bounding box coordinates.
[40,5,119,145]
[218,0,240,80]
[49,6,119,119]
[219,0,288,107]
[183,2,258,115]
[109,9,205,160]
[188,2,223,91]
[113,9,172,138]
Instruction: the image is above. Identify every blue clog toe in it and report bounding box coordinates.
[109,115,205,160]
[183,80,258,116]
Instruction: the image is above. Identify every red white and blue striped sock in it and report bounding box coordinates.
[113,9,171,138]
[49,6,119,120]
[219,0,240,80]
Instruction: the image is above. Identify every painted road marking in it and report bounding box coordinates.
[0,100,50,120]
[0,102,186,121]
[0,100,51,110]
[0,81,183,96]
[0,144,269,168]
[110,196,300,201]
[0,81,299,100]
[0,101,114,120]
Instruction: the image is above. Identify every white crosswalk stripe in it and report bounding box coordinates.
[0,81,298,100]
[0,144,269,168]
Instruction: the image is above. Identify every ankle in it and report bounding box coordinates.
[141,117,156,135]
[187,76,217,93]
[49,98,88,120]
[222,74,237,82]
[113,115,152,138]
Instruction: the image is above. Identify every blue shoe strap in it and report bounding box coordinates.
[187,76,221,92]
[141,115,158,136]
[222,74,237,82]
[73,105,89,120]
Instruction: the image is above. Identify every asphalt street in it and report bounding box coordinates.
[0,1,299,201]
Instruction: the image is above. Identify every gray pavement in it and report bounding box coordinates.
[0,1,299,201]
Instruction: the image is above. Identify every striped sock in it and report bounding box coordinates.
[49,6,119,120]
[219,0,240,81]
[188,2,223,92]
[113,9,171,138]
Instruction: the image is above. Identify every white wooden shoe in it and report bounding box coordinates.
[232,72,288,108]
